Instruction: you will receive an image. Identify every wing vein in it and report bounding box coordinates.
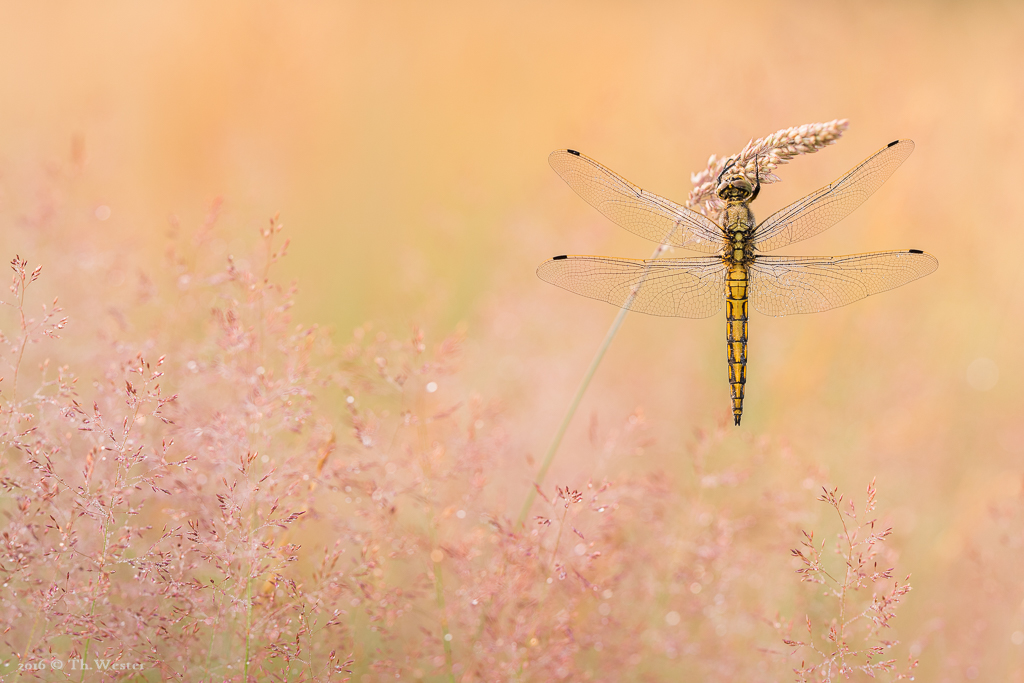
[549,150,726,253]
[753,140,915,252]
[537,255,727,318]
[749,250,938,316]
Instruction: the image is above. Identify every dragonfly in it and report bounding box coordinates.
[537,140,938,426]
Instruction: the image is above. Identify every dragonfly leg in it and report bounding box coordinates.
[717,159,737,186]
[750,155,761,201]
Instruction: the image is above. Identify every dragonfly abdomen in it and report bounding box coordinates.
[725,263,749,426]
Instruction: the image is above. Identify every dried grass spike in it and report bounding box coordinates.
[686,119,850,218]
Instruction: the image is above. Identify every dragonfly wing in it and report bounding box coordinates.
[549,150,725,254]
[752,140,915,252]
[749,250,938,317]
[537,254,726,318]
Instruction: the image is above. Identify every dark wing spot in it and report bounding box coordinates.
[553,255,568,260]
[888,140,899,147]
[567,149,580,156]
[908,249,923,254]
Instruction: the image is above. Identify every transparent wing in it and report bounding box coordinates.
[749,250,938,317]
[752,140,915,252]
[549,149,724,254]
[537,254,727,318]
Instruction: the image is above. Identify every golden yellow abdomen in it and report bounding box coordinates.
[725,262,749,426]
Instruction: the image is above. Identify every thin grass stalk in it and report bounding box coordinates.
[80,393,141,682]
[429,524,456,683]
[244,542,254,682]
[517,238,673,526]
[432,560,456,683]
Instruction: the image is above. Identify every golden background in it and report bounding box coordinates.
[0,1,1021,678]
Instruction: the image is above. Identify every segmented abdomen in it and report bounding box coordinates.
[725,263,749,426]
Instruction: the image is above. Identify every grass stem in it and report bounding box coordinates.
[517,240,671,526]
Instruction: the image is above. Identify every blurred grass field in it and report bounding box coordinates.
[0,1,1022,680]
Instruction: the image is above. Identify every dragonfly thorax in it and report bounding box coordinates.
[716,168,759,263]
[720,202,756,264]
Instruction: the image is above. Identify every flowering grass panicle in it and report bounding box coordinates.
[0,217,356,679]
[686,119,850,218]
[780,479,917,682]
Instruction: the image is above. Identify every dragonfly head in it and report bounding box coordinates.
[715,159,757,202]
[716,171,755,202]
